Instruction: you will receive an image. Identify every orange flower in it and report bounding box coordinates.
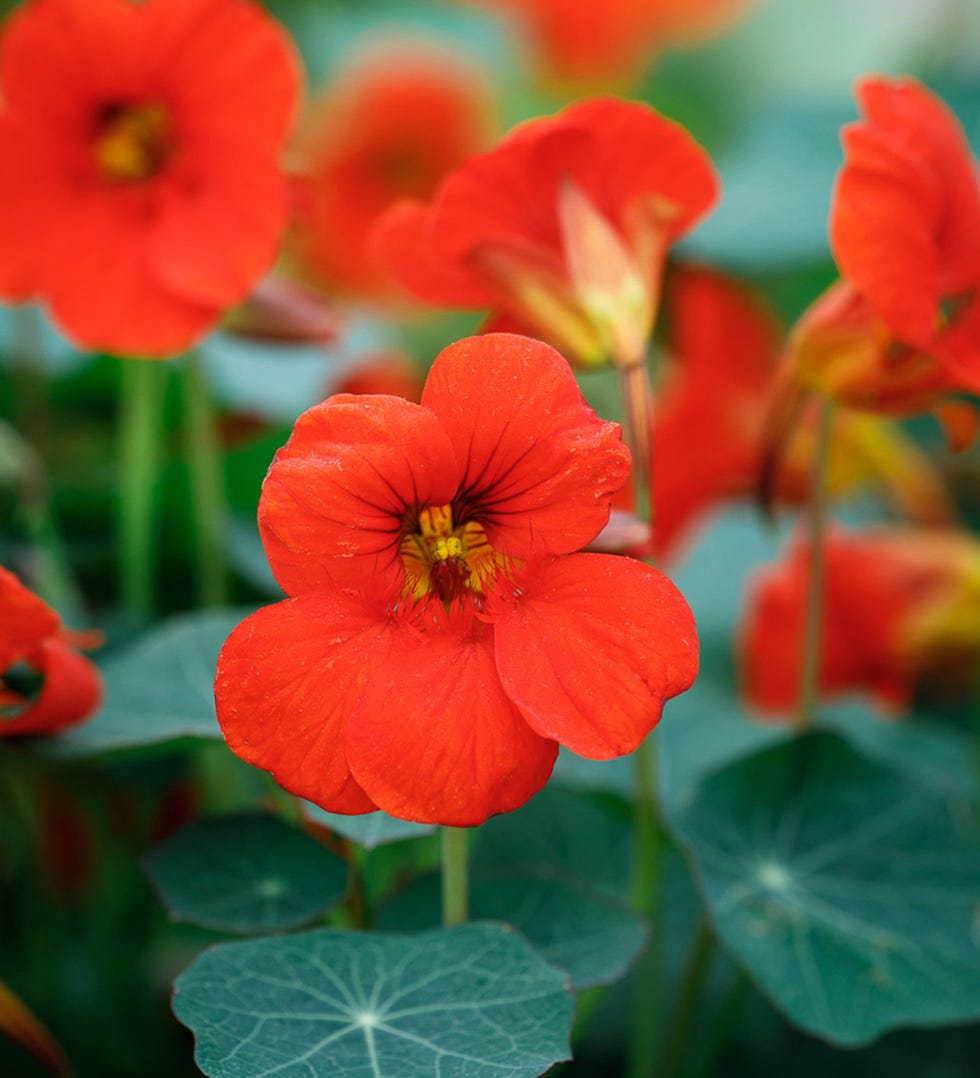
[0,566,102,736]
[375,97,718,369]
[291,43,494,301]
[0,0,301,358]
[772,76,980,446]
[461,0,754,84]
[650,266,956,558]
[741,529,980,717]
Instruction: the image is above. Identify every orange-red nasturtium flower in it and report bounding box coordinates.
[770,76,980,452]
[458,0,754,85]
[215,333,699,826]
[741,529,980,717]
[650,266,957,559]
[291,43,495,302]
[0,566,102,736]
[0,0,301,358]
[374,97,719,370]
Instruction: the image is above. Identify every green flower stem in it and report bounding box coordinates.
[181,351,229,608]
[693,971,750,1078]
[660,918,716,1078]
[616,352,654,526]
[626,734,666,1078]
[441,826,469,927]
[797,399,835,732]
[118,359,166,618]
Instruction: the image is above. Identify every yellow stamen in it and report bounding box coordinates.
[94,103,173,182]
[399,504,510,602]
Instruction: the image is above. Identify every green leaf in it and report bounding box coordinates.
[302,805,436,849]
[173,925,573,1078]
[380,870,648,990]
[144,814,348,934]
[667,732,980,1046]
[44,609,250,757]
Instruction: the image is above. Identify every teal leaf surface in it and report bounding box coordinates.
[667,733,980,1045]
[380,870,648,990]
[44,609,250,756]
[144,814,348,934]
[173,925,574,1077]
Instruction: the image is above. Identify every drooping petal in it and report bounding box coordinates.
[345,613,558,826]
[259,393,460,595]
[1,638,103,738]
[214,592,385,814]
[492,554,699,759]
[0,566,60,670]
[421,334,630,557]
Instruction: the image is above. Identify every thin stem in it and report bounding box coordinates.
[797,399,834,732]
[660,919,716,1078]
[118,359,166,619]
[692,971,750,1078]
[626,735,666,1078]
[441,826,469,927]
[181,352,229,607]
[616,353,654,528]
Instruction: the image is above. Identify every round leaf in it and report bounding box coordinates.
[173,925,573,1077]
[667,732,980,1045]
[380,870,648,990]
[302,805,436,849]
[144,813,348,934]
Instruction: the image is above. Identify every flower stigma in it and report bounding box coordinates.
[399,504,508,604]
[94,102,174,182]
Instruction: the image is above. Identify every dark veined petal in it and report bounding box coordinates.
[215,592,388,814]
[345,613,558,826]
[492,554,698,759]
[259,393,461,595]
[422,333,630,558]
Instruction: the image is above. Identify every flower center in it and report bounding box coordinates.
[94,102,174,182]
[399,504,505,603]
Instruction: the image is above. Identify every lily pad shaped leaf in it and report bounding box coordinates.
[667,732,980,1046]
[379,870,648,990]
[144,814,348,934]
[45,609,255,756]
[173,924,573,1078]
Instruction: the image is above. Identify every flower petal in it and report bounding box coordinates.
[422,333,630,558]
[259,393,460,595]
[215,593,386,814]
[1,638,103,738]
[492,554,699,759]
[345,614,557,826]
[0,566,60,671]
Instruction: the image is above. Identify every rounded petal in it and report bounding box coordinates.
[214,593,385,814]
[346,616,557,826]
[492,554,699,759]
[422,334,630,557]
[259,394,461,595]
[1,638,103,738]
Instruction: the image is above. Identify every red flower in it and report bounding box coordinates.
[740,529,980,717]
[215,333,698,825]
[292,43,494,301]
[0,567,102,736]
[775,76,980,441]
[374,97,718,368]
[0,0,301,358]
[462,0,754,84]
[651,266,957,558]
